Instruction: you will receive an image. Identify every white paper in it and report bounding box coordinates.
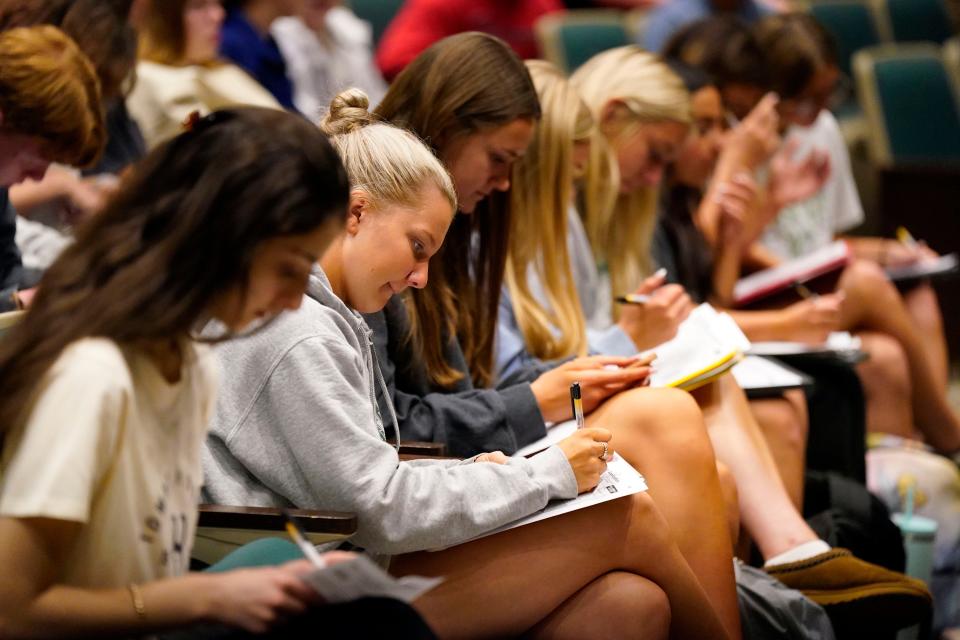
[885,253,958,281]
[748,331,861,357]
[733,356,806,391]
[302,554,443,604]
[459,454,647,544]
[641,304,751,388]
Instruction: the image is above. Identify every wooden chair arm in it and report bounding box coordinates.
[396,441,448,457]
[197,504,357,536]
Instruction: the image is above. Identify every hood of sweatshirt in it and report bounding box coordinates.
[305,266,400,445]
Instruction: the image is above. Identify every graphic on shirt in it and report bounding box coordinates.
[139,467,199,575]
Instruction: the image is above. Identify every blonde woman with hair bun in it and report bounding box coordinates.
[205,88,735,640]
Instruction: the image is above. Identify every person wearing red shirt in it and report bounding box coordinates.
[376,0,563,80]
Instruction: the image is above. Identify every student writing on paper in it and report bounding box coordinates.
[570,45,931,623]
[204,89,734,640]
[669,15,960,464]
[0,105,434,637]
[369,46,741,633]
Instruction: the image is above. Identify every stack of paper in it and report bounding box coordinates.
[885,253,959,284]
[642,304,752,391]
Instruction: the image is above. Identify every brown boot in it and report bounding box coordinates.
[765,548,932,633]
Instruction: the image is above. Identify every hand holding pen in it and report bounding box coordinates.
[615,269,694,351]
[529,356,653,423]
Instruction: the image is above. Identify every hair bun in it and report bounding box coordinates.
[321,88,377,136]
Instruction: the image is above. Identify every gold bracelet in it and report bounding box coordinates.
[127,583,146,620]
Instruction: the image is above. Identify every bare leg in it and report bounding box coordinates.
[585,387,740,638]
[393,493,735,640]
[715,461,742,551]
[902,283,949,388]
[856,331,917,439]
[837,260,960,452]
[749,391,808,509]
[528,572,671,640]
[692,376,820,560]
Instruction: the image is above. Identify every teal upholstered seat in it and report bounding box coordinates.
[855,44,960,163]
[348,0,404,47]
[535,11,629,73]
[883,0,954,43]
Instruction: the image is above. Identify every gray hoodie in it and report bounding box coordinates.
[202,267,578,556]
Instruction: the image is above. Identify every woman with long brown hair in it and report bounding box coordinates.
[0,106,396,636]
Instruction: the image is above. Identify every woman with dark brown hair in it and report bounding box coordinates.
[0,106,398,637]
[128,0,279,148]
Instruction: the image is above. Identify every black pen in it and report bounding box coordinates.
[570,382,585,429]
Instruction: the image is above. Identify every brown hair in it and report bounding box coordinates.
[753,13,838,100]
[140,0,205,66]
[375,32,541,388]
[0,25,105,167]
[0,107,350,441]
[0,0,138,101]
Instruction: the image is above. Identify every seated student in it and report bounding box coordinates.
[375,0,564,81]
[676,14,960,464]
[569,44,932,625]
[271,0,388,121]
[205,88,734,640]
[219,0,298,110]
[640,0,773,53]
[1,0,140,277]
[0,105,436,638]
[369,36,741,634]
[0,25,104,311]
[128,0,280,149]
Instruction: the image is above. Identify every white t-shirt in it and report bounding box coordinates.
[127,61,281,149]
[272,11,388,122]
[760,111,864,260]
[0,338,218,588]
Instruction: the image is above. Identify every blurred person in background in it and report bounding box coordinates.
[128,0,280,149]
[376,0,563,81]
[220,0,300,110]
[272,0,387,121]
[0,25,104,311]
[0,0,138,276]
[641,0,774,53]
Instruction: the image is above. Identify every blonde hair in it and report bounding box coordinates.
[0,25,105,168]
[571,47,690,319]
[505,60,591,361]
[321,88,457,218]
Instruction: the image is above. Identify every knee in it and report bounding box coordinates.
[599,574,671,640]
[844,259,890,289]
[606,387,712,454]
[858,333,911,392]
[628,492,672,549]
